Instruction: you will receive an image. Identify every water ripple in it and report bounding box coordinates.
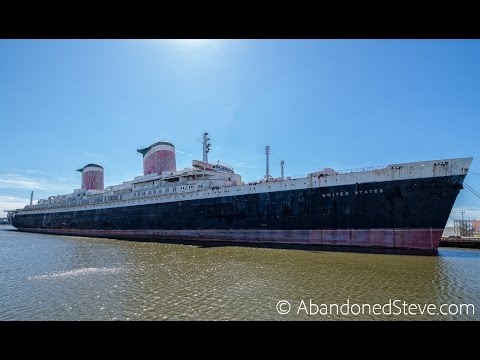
[28,267,123,280]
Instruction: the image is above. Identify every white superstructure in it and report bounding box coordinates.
[13,157,472,216]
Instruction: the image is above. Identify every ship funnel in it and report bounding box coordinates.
[137,141,176,175]
[76,164,104,190]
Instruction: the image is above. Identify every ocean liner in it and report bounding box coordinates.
[7,133,472,253]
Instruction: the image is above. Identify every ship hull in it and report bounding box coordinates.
[16,228,443,254]
[12,175,464,253]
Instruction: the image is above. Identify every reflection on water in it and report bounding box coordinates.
[0,225,479,320]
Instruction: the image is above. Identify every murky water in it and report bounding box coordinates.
[1,225,479,320]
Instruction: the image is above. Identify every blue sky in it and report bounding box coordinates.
[1,39,479,223]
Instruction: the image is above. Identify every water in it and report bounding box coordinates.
[1,224,479,320]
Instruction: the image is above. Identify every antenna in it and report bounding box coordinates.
[30,191,33,206]
[280,160,284,180]
[265,145,270,181]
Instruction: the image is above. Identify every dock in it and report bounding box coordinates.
[440,236,480,249]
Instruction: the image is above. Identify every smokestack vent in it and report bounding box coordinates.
[76,163,104,190]
[137,141,176,175]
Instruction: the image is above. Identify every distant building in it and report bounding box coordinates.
[443,226,455,237]
[473,220,480,233]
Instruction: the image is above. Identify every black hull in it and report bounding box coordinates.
[12,175,464,251]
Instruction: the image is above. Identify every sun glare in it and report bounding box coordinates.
[180,39,211,45]
[164,39,218,49]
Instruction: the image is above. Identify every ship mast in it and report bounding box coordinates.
[30,191,33,206]
[202,132,211,163]
[265,145,271,181]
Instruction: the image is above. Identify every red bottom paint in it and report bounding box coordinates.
[18,228,442,251]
